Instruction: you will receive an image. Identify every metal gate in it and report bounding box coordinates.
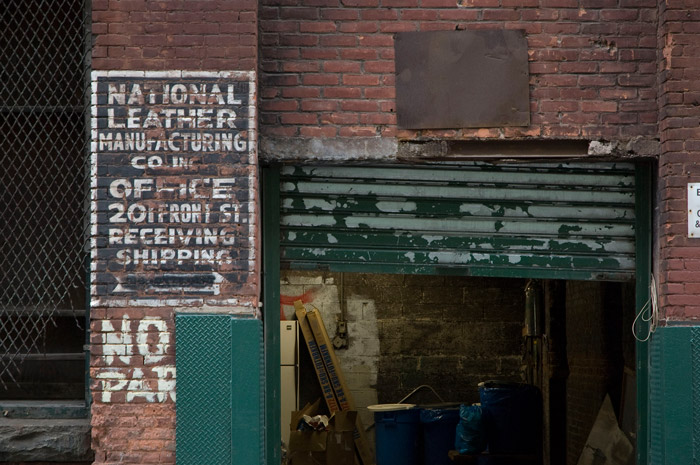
[0,0,90,391]
[278,163,636,281]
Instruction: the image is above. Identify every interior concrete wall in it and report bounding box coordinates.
[281,271,527,431]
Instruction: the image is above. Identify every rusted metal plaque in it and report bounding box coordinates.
[395,29,529,129]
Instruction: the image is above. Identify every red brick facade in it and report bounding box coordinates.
[259,1,657,140]
[92,0,257,71]
[84,0,700,463]
[657,1,700,321]
[90,3,259,464]
[89,307,177,464]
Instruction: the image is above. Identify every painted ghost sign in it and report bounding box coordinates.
[91,71,256,306]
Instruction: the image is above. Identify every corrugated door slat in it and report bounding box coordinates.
[279,162,636,281]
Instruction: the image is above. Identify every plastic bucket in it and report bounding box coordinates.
[478,381,541,455]
[420,407,460,465]
[371,405,420,465]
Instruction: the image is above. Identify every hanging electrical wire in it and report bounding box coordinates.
[632,274,659,342]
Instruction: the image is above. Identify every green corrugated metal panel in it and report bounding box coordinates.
[280,163,636,280]
[649,328,664,465]
[176,315,263,465]
[648,326,696,465]
[693,328,700,464]
[231,318,264,464]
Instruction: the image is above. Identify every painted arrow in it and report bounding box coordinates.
[112,272,224,295]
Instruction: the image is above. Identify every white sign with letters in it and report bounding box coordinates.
[90,70,257,306]
[689,183,700,237]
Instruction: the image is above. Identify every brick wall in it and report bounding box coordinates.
[282,271,526,432]
[89,307,177,463]
[657,1,700,321]
[260,1,657,144]
[92,0,257,71]
[90,2,258,464]
[565,281,626,465]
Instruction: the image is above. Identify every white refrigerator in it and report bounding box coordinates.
[280,321,299,447]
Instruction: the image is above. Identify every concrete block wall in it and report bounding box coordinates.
[259,0,657,150]
[281,271,381,430]
[374,274,526,405]
[282,271,527,430]
[90,2,259,464]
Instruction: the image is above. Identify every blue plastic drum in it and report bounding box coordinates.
[478,381,541,455]
[420,407,460,465]
[371,404,421,465]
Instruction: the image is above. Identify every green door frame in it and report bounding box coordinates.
[262,165,282,465]
[635,162,653,465]
[261,162,653,465]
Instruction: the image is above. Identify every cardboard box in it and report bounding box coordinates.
[288,409,357,465]
[289,430,327,465]
[326,411,357,465]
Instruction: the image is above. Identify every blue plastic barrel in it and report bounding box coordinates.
[478,381,541,455]
[420,407,460,465]
[373,406,421,465]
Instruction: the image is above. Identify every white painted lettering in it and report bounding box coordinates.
[227,84,242,105]
[216,109,236,128]
[109,179,132,198]
[107,108,125,128]
[107,84,126,104]
[127,84,144,105]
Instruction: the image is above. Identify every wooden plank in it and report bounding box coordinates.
[305,309,354,411]
[306,307,375,465]
[294,300,340,414]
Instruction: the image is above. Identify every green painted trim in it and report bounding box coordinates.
[635,163,652,465]
[262,165,282,465]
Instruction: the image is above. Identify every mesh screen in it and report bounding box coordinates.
[0,0,90,389]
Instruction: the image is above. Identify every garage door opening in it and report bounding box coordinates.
[262,161,652,465]
[279,271,637,465]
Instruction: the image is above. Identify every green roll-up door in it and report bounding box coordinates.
[279,162,636,281]
[176,315,263,465]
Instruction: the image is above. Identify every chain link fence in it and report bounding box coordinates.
[0,0,90,391]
